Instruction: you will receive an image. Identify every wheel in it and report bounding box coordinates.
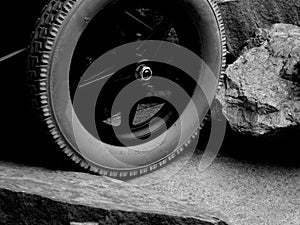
[27,0,226,179]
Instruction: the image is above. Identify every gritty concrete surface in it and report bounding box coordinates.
[1,122,299,225]
[0,162,228,225]
[131,151,300,225]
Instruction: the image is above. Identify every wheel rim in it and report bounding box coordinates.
[70,2,202,149]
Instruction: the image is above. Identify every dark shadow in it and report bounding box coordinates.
[1,47,86,173]
[219,124,300,168]
[195,118,300,168]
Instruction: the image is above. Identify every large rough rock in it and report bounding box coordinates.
[0,162,228,225]
[216,23,300,135]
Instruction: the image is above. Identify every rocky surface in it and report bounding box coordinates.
[217,0,300,58]
[0,162,228,225]
[216,23,300,135]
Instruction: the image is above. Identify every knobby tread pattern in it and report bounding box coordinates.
[210,0,227,88]
[26,0,226,178]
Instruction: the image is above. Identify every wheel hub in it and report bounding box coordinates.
[136,64,153,81]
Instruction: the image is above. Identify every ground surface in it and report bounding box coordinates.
[0,162,227,225]
[1,121,299,225]
[132,151,300,225]
[1,138,299,225]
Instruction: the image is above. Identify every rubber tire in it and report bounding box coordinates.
[27,0,226,178]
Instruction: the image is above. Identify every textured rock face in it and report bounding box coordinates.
[217,23,300,135]
[0,162,228,225]
[217,0,300,56]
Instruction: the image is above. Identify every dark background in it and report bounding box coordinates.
[1,0,85,171]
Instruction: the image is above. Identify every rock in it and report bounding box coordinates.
[0,162,228,225]
[216,23,300,136]
[217,0,300,61]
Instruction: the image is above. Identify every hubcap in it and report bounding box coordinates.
[136,64,153,81]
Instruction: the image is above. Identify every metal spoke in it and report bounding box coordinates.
[124,10,154,31]
[79,66,115,88]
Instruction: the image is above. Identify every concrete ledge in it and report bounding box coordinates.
[0,162,228,225]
